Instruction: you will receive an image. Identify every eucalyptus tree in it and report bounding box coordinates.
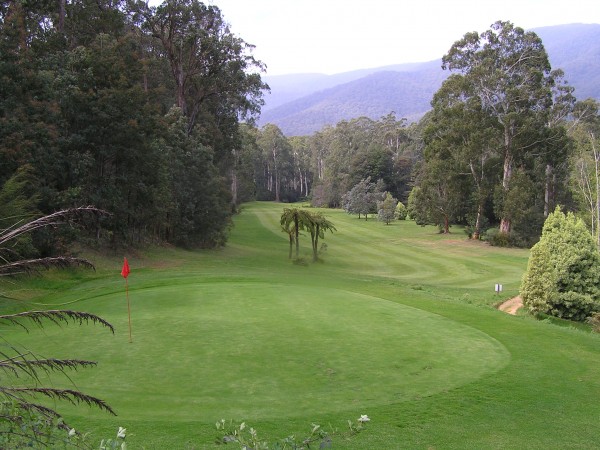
[377,112,408,155]
[425,74,501,239]
[258,124,292,202]
[289,136,313,199]
[142,0,267,135]
[570,99,600,248]
[409,156,469,234]
[442,21,570,235]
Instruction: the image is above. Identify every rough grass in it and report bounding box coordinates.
[4,202,600,449]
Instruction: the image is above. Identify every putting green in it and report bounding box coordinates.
[12,282,509,421]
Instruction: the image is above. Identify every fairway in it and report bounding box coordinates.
[5,201,600,449]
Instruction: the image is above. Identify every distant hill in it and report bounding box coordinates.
[259,23,600,136]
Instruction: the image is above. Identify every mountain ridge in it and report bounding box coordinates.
[259,23,600,136]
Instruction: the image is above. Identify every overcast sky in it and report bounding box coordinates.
[203,0,600,76]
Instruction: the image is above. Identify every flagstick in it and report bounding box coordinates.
[126,277,132,343]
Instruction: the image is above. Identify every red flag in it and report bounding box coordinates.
[121,257,130,278]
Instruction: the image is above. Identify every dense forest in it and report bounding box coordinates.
[2,2,600,252]
[0,0,266,249]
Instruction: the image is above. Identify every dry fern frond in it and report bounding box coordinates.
[0,355,97,378]
[0,256,96,276]
[0,310,115,334]
[2,387,117,416]
[0,206,109,247]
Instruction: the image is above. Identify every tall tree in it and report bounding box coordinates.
[442,21,563,235]
[570,99,600,248]
[142,0,267,135]
[426,74,501,239]
[409,156,468,234]
[258,124,292,202]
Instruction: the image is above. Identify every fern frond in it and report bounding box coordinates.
[0,256,96,276]
[0,356,97,377]
[0,310,115,334]
[0,206,109,247]
[2,387,117,416]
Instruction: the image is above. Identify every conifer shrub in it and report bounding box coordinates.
[520,207,600,321]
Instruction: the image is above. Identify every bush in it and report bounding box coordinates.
[547,291,599,322]
[521,241,557,315]
[395,202,407,220]
[519,207,600,321]
[485,229,510,247]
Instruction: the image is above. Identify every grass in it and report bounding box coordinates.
[3,202,600,449]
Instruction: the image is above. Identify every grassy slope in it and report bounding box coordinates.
[4,202,600,449]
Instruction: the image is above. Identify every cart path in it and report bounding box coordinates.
[498,296,523,315]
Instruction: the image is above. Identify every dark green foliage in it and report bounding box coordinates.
[548,291,598,321]
[0,0,267,250]
[435,21,574,239]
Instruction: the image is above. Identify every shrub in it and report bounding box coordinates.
[547,291,599,322]
[519,207,600,321]
[485,229,510,247]
[395,202,407,220]
[521,241,558,315]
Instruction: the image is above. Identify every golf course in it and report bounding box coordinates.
[7,202,600,449]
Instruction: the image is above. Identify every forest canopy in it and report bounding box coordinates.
[0,0,267,249]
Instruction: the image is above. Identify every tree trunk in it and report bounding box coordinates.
[58,0,66,33]
[294,216,299,259]
[500,148,513,234]
[500,137,513,234]
[304,173,309,196]
[594,132,600,250]
[544,163,553,217]
[472,203,482,240]
[443,215,450,234]
[312,225,320,261]
[230,167,238,205]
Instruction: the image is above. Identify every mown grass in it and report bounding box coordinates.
[3,202,600,449]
